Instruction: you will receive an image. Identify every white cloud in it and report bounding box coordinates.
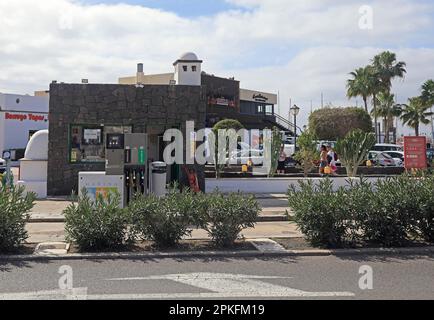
[0,0,433,135]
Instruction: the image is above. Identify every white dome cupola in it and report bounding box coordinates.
[173,52,203,86]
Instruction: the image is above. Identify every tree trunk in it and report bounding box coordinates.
[363,96,368,113]
[373,93,378,143]
[384,116,390,143]
[415,123,419,137]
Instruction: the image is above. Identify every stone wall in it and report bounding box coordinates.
[48,83,206,195]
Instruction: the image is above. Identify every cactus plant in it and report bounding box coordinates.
[335,129,376,177]
[294,130,318,177]
[268,127,283,177]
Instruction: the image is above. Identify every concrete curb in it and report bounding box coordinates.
[1,246,433,262]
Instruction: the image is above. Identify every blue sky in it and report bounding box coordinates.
[77,0,240,17]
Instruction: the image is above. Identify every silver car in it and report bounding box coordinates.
[368,151,397,167]
[0,157,6,173]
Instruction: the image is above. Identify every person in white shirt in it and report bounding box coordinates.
[326,145,339,176]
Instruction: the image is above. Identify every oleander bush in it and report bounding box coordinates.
[413,175,434,242]
[129,187,204,247]
[288,179,354,248]
[288,174,434,248]
[359,176,418,246]
[198,191,260,247]
[64,190,132,251]
[0,185,36,252]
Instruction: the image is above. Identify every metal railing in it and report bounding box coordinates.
[264,112,303,134]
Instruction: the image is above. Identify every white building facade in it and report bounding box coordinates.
[0,93,49,159]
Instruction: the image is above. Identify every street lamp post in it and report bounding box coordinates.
[290,104,300,152]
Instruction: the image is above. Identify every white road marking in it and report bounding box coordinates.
[0,273,355,300]
[107,273,355,298]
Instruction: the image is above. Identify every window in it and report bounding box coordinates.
[192,66,197,72]
[69,125,132,163]
[182,65,188,72]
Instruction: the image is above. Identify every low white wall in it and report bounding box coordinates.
[205,177,385,194]
[19,160,47,181]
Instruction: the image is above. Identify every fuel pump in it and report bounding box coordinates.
[106,133,148,205]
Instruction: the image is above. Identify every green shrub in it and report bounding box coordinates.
[129,188,204,247]
[308,107,373,140]
[288,175,434,248]
[412,175,434,243]
[360,176,419,246]
[64,190,131,251]
[288,179,354,248]
[342,178,376,244]
[294,130,318,177]
[0,185,36,252]
[199,191,260,247]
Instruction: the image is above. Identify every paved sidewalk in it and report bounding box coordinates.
[30,198,291,221]
[25,221,302,244]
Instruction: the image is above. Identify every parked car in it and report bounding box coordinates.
[383,151,404,167]
[227,149,264,166]
[0,157,5,174]
[367,151,397,167]
[426,148,434,167]
[315,141,337,151]
[372,143,403,152]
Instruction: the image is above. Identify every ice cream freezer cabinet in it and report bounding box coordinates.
[78,172,125,207]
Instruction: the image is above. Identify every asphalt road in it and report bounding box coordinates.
[1,254,433,300]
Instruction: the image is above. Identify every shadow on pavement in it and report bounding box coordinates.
[335,253,434,263]
[0,258,55,272]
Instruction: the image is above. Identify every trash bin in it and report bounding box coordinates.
[151,161,167,196]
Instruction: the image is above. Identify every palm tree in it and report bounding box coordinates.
[372,92,402,143]
[422,80,434,103]
[347,67,372,113]
[365,65,384,143]
[372,51,407,93]
[370,51,406,142]
[400,97,433,136]
[422,80,434,139]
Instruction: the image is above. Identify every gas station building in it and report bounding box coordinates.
[47,82,206,196]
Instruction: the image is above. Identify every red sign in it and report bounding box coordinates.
[5,112,47,122]
[404,136,427,170]
[208,97,236,108]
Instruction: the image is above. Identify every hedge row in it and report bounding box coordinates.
[64,188,260,251]
[288,175,434,248]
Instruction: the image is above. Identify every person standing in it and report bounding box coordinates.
[327,145,339,176]
[277,146,287,175]
[319,145,328,176]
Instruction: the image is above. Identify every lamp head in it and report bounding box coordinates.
[291,104,300,116]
